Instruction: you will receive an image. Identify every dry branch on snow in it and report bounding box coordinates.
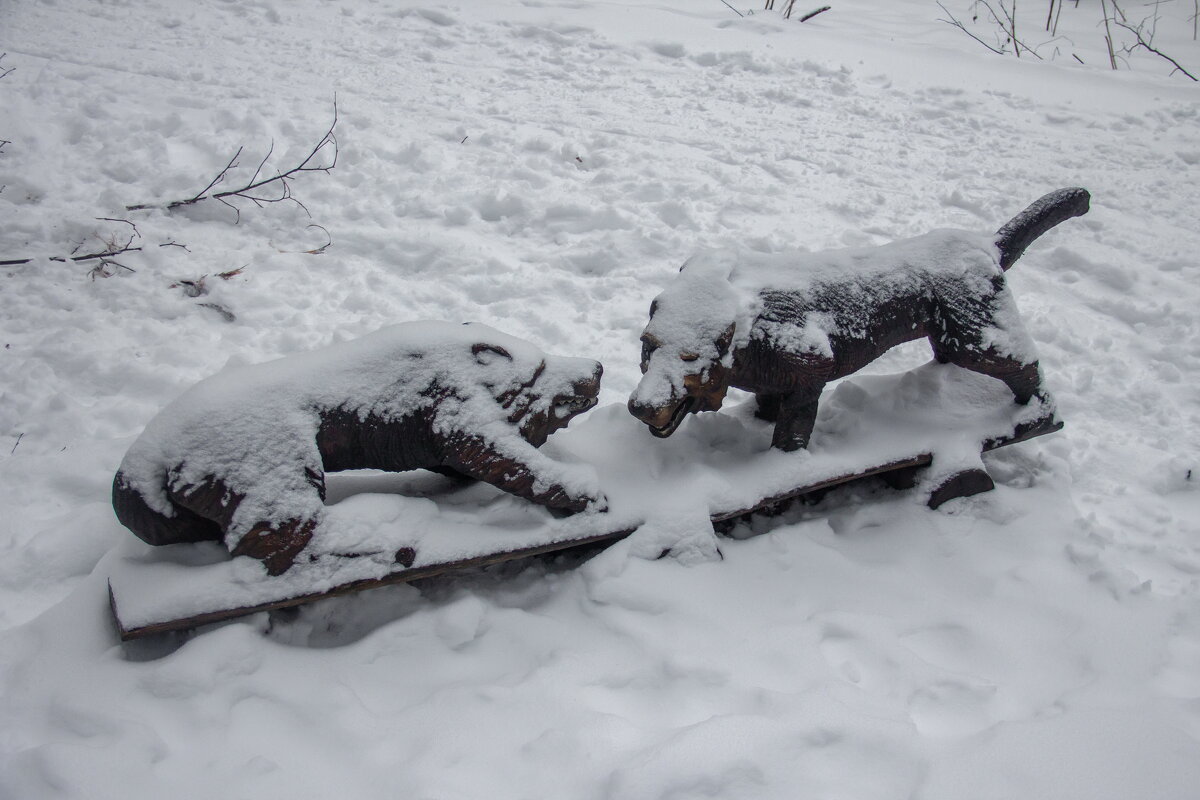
[126,101,339,221]
[2,102,338,272]
[1109,2,1198,80]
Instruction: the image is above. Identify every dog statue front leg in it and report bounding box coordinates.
[754,392,784,422]
[440,433,599,513]
[230,516,320,576]
[771,391,822,451]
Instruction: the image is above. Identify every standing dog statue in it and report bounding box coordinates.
[628,188,1090,451]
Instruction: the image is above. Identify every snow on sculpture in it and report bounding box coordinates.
[628,188,1091,451]
[112,322,605,575]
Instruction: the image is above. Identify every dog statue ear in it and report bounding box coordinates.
[472,343,513,365]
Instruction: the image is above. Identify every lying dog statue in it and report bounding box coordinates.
[628,188,1090,451]
[113,322,603,575]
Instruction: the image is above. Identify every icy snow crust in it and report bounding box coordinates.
[117,321,602,549]
[3,0,1200,798]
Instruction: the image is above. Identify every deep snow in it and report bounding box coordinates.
[1,0,1199,798]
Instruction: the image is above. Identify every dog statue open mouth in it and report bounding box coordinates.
[628,188,1090,451]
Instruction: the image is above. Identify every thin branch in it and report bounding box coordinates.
[938,2,1008,54]
[1101,0,1120,69]
[274,224,333,255]
[4,220,143,267]
[0,53,13,81]
[177,147,242,208]
[48,246,144,264]
[719,0,745,16]
[198,302,236,323]
[1113,17,1198,78]
[247,140,274,190]
[97,217,140,238]
[799,5,831,22]
[126,99,339,220]
[975,0,1045,58]
[88,258,135,280]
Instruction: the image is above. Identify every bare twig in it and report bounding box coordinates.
[799,5,831,22]
[10,434,22,456]
[51,246,144,264]
[198,302,236,322]
[127,100,339,221]
[2,57,13,162]
[938,2,1008,54]
[97,217,140,238]
[158,240,191,251]
[76,222,140,265]
[975,0,1044,58]
[720,0,745,16]
[170,147,243,209]
[88,258,135,280]
[1110,3,1197,79]
[1011,0,1018,54]
[68,219,142,266]
[1117,24,1198,78]
[274,223,332,255]
[4,219,144,267]
[1101,0,1120,69]
[3,244,144,267]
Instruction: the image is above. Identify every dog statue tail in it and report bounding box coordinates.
[994,187,1090,271]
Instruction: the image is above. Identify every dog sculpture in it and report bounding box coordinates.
[113,322,604,575]
[628,188,1090,451]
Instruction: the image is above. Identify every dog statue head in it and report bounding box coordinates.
[627,252,739,438]
[463,327,603,448]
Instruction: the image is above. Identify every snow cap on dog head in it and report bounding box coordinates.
[643,248,740,360]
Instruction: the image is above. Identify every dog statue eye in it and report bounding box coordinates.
[680,352,699,362]
[472,343,513,366]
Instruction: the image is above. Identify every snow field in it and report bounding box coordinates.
[2,0,1200,797]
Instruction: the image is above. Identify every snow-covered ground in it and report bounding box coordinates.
[2,0,1199,797]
